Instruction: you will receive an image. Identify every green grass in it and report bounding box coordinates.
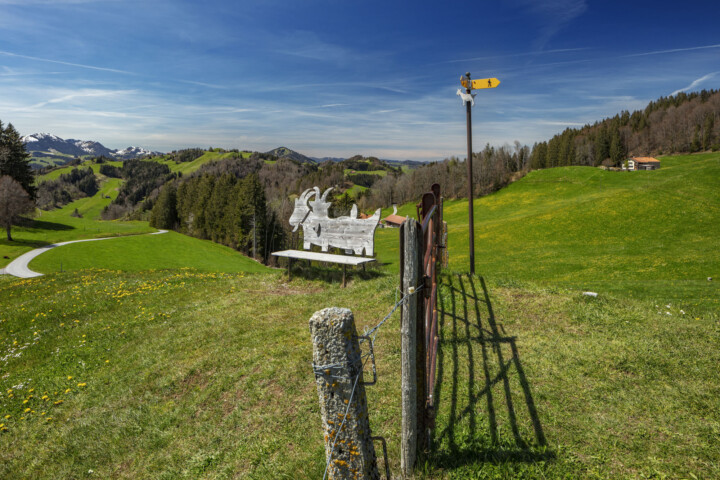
[2,152,719,478]
[0,180,152,268]
[29,231,270,274]
[1,269,718,478]
[442,153,720,313]
[346,183,368,198]
[344,168,388,177]
[153,151,253,175]
[36,160,123,183]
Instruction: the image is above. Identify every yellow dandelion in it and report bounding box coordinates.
[24,408,31,413]
[42,395,49,400]
[65,388,71,394]
[67,376,73,380]
[4,415,9,419]
[77,383,87,387]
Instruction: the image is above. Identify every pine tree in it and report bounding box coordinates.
[703,114,714,150]
[691,124,701,152]
[594,126,610,165]
[149,183,178,230]
[609,129,625,167]
[0,122,36,200]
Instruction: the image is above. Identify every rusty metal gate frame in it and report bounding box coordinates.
[417,183,443,439]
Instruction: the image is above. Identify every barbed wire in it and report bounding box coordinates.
[362,283,423,343]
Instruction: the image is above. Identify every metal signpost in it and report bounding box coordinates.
[459,72,500,274]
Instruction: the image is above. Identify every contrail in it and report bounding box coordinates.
[0,50,135,75]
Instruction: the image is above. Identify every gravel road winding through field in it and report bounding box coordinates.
[2,230,168,279]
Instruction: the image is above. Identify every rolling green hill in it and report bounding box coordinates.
[36,159,123,183]
[1,153,719,478]
[29,230,270,274]
[371,153,720,313]
[0,179,153,268]
[152,150,253,175]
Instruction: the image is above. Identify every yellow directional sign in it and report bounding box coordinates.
[461,77,501,90]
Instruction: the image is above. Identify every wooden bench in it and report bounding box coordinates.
[272,250,376,287]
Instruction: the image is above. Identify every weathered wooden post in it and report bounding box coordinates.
[310,307,380,479]
[400,219,425,477]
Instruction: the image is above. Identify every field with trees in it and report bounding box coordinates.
[1,91,720,478]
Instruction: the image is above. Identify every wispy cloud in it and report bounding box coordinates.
[0,50,133,75]
[623,43,720,58]
[445,48,588,64]
[512,0,588,49]
[26,89,136,109]
[670,72,719,96]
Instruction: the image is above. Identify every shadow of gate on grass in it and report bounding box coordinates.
[430,273,554,469]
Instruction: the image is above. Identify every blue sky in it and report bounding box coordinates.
[1,0,719,161]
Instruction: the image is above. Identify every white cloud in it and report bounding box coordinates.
[670,72,719,96]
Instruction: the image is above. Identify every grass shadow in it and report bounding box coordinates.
[0,238,53,249]
[430,272,552,468]
[18,218,75,232]
[284,259,386,286]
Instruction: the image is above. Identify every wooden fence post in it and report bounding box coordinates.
[401,219,425,477]
[310,307,380,480]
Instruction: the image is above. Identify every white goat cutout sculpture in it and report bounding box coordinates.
[456,88,476,107]
[289,187,381,256]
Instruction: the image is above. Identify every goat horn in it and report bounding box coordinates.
[313,186,321,199]
[321,187,333,202]
[298,188,312,203]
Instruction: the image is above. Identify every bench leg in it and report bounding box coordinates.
[342,264,347,288]
[287,258,292,281]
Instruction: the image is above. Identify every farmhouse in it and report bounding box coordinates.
[382,205,406,228]
[627,157,661,171]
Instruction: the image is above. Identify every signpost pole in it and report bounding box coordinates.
[465,72,475,275]
[459,73,499,275]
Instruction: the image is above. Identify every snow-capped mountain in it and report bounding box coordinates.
[22,133,162,162]
[114,146,158,159]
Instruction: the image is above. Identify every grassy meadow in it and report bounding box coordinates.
[440,153,720,313]
[1,152,719,478]
[29,231,270,275]
[36,160,124,183]
[0,177,153,269]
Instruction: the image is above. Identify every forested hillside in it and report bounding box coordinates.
[529,89,720,169]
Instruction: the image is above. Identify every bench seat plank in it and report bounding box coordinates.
[272,250,376,266]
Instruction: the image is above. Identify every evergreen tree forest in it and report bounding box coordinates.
[151,172,285,262]
[529,89,720,169]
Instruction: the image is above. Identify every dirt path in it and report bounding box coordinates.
[2,230,168,279]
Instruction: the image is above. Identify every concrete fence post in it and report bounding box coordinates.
[310,307,380,480]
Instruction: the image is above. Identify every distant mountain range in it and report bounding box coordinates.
[22,133,162,166]
[22,133,425,170]
[266,146,423,168]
